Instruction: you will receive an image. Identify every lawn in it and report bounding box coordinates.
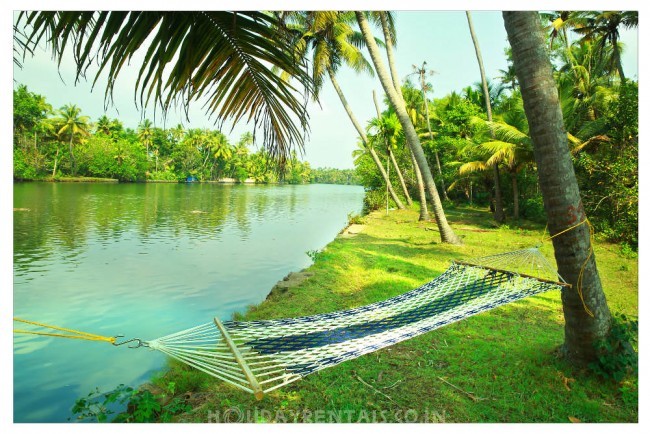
[149,205,638,423]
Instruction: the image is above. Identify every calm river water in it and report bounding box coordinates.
[13,182,364,422]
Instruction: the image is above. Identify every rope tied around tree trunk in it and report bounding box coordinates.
[542,218,595,317]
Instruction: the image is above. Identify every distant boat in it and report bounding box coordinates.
[185,175,199,183]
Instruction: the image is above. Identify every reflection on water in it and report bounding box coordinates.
[13,182,364,422]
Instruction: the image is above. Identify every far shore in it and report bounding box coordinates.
[14,176,359,186]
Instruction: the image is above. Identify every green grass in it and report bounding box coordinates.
[152,205,638,423]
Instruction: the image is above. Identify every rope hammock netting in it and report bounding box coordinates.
[14,246,570,400]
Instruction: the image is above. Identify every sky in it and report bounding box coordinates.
[11,9,639,169]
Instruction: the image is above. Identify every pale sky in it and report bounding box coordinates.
[11,9,639,169]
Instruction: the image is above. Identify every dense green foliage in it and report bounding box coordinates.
[353,12,637,247]
[310,167,361,185]
[13,86,354,186]
[589,313,638,382]
[71,383,192,423]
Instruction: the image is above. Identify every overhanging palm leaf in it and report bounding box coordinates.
[458,161,488,175]
[481,140,518,168]
[484,120,529,144]
[16,11,313,163]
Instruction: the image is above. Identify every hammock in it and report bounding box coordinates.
[144,247,569,399]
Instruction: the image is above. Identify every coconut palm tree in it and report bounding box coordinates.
[15,11,313,162]
[571,11,638,83]
[462,106,536,220]
[52,104,90,175]
[206,131,233,179]
[398,83,430,220]
[137,119,154,158]
[466,11,506,224]
[556,40,618,134]
[355,11,461,244]
[169,124,185,146]
[96,115,112,136]
[370,91,412,206]
[290,11,405,209]
[503,11,611,365]
[412,62,449,201]
[497,48,518,91]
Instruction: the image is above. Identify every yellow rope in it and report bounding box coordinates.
[543,218,588,242]
[13,318,116,344]
[542,218,595,318]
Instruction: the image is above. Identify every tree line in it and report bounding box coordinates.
[13,85,360,185]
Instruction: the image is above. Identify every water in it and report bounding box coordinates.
[13,182,364,422]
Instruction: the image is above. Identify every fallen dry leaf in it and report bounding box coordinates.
[568,416,581,423]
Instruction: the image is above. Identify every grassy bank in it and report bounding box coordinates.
[146,205,637,423]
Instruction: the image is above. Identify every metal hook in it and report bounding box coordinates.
[113,336,149,349]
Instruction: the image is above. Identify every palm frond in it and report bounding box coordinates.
[459,161,488,175]
[17,11,314,163]
[481,140,515,167]
[571,134,610,154]
[484,120,529,144]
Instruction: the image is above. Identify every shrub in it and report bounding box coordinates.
[589,313,638,382]
[347,212,365,225]
[363,188,396,214]
[519,196,546,223]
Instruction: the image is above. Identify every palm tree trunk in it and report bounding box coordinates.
[410,150,430,220]
[372,90,412,206]
[511,171,519,220]
[493,164,505,220]
[382,11,448,215]
[388,148,412,206]
[69,133,76,176]
[612,35,626,83]
[503,11,611,365]
[52,148,59,178]
[432,150,448,200]
[327,66,405,209]
[417,68,449,200]
[356,11,461,244]
[380,14,442,208]
[466,11,506,224]
[379,13,403,101]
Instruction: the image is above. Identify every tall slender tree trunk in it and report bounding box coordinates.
[511,171,519,220]
[380,16,435,212]
[388,149,412,205]
[69,133,76,176]
[493,165,505,218]
[612,36,626,83]
[52,148,59,178]
[327,67,405,209]
[380,16,432,211]
[466,11,506,224]
[379,13,403,101]
[432,151,448,200]
[356,11,461,244]
[503,11,611,365]
[411,150,430,220]
[416,68,449,200]
[372,90,412,206]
